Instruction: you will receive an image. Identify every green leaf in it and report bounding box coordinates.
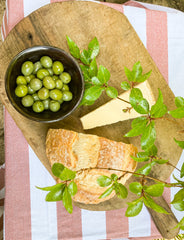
[89,58,98,78]
[168,107,184,119]
[124,66,134,82]
[173,201,184,211]
[66,36,80,59]
[59,168,76,181]
[174,138,184,149]
[143,195,169,214]
[132,61,142,81]
[99,185,114,199]
[121,81,131,90]
[51,163,65,178]
[144,183,164,197]
[175,96,184,108]
[36,183,64,191]
[125,199,143,217]
[150,89,167,118]
[136,162,156,176]
[62,187,73,214]
[80,49,90,65]
[80,65,90,82]
[45,184,65,202]
[83,86,104,102]
[137,151,149,158]
[68,181,78,196]
[88,37,100,60]
[97,175,112,187]
[181,162,184,178]
[171,189,184,204]
[91,76,102,85]
[173,217,184,230]
[114,183,128,199]
[138,70,152,83]
[146,145,158,157]
[130,88,149,114]
[111,174,118,181]
[131,155,150,162]
[172,174,184,185]
[124,117,148,137]
[129,182,143,194]
[153,159,168,164]
[97,65,110,84]
[106,86,118,99]
[141,121,156,150]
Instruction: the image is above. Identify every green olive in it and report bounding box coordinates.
[58,98,64,104]
[38,87,49,100]
[62,84,69,91]
[49,89,63,100]
[43,99,50,110]
[60,72,71,84]
[49,100,61,112]
[62,91,73,101]
[52,75,59,81]
[43,76,56,89]
[55,80,63,89]
[27,84,36,94]
[40,56,53,68]
[21,95,34,107]
[25,74,35,83]
[32,101,44,113]
[16,76,27,85]
[37,68,50,80]
[33,61,42,74]
[32,93,40,101]
[21,61,34,76]
[52,61,64,75]
[15,85,28,97]
[47,68,53,76]
[30,78,42,91]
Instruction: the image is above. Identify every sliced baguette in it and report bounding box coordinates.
[46,128,137,204]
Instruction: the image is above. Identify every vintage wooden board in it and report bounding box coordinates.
[0,1,183,238]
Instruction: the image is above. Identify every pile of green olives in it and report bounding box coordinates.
[14,56,73,113]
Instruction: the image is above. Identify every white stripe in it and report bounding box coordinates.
[81,209,106,240]
[2,17,6,40]
[24,0,51,17]
[0,188,5,200]
[29,146,58,240]
[168,12,184,97]
[124,6,147,47]
[128,204,151,237]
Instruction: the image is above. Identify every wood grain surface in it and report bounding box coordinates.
[0,1,183,238]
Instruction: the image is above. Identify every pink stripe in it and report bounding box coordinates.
[146,10,168,82]
[106,208,129,239]
[57,202,82,240]
[101,2,124,13]
[2,11,8,38]
[146,9,169,237]
[7,0,24,34]
[4,110,31,240]
[124,0,147,9]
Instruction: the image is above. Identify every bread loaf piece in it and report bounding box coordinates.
[46,128,138,204]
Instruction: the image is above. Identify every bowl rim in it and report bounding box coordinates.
[5,45,84,123]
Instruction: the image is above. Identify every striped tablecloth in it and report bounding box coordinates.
[1,1,184,239]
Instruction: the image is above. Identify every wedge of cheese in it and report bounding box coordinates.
[80,81,155,130]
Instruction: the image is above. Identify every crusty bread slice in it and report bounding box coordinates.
[46,128,137,204]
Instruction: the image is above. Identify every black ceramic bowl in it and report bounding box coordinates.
[5,46,84,123]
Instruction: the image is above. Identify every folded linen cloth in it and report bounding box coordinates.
[1,1,184,239]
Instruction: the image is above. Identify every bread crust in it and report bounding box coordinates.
[46,128,137,204]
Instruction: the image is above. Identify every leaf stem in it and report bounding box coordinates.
[76,167,180,187]
[166,162,181,172]
[117,96,130,104]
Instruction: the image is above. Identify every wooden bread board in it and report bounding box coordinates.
[0,1,183,238]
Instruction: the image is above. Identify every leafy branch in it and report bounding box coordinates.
[37,36,184,231]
